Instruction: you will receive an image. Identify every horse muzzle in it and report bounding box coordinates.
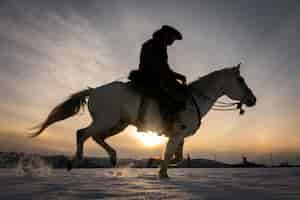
[245,96,256,107]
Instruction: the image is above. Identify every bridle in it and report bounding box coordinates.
[190,92,245,130]
[189,69,248,128]
[190,63,249,117]
[212,100,245,115]
[190,90,246,123]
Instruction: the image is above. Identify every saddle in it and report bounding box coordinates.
[128,70,159,97]
[128,70,188,133]
[129,70,188,103]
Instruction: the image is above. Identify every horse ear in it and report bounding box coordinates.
[233,63,241,74]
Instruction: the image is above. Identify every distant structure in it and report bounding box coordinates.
[242,156,249,165]
[270,153,274,167]
[7,152,300,168]
[234,156,265,168]
[279,162,290,167]
[187,153,191,168]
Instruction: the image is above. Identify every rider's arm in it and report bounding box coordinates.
[139,39,186,85]
[166,69,186,84]
[172,71,186,84]
[159,45,186,84]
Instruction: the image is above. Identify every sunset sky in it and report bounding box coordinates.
[0,0,299,164]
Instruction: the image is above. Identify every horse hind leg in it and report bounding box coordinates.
[67,127,90,171]
[67,124,100,171]
[74,121,116,160]
[75,128,90,160]
[68,127,93,170]
[92,136,117,167]
[92,123,128,167]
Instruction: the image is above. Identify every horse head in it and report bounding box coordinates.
[222,64,256,108]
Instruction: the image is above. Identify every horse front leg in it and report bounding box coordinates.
[159,136,183,178]
[173,139,184,163]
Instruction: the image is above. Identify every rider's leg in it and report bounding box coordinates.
[160,78,187,108]
[159,86,185,131]
[137,96,150,132]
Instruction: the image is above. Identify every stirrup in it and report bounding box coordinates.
[137,125,148,132]
[136,119,147,132]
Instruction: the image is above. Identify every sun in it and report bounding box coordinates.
[133,130,167,147]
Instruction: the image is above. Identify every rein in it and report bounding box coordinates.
[193,91,245,115]
[197,62,246,115]
[189,87,246,130]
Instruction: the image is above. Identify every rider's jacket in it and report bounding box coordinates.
[138,38,174,83]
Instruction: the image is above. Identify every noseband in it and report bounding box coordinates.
[212,101,245,115]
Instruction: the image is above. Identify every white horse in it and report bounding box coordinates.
[31,64,256,178]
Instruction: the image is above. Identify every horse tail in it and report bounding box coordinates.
[29,87,94,138]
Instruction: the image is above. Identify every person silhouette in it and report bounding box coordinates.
[129,25,187,131]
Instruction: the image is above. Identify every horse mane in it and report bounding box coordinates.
[188,67,229,90]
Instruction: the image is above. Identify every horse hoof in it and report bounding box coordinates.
[159,171,169,179]
[67,160,73,171]
[110,157,117,167]
[159,174,169,179]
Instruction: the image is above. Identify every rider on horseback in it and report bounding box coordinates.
[129,25,188,131]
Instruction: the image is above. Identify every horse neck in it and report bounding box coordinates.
[188,72,225,117]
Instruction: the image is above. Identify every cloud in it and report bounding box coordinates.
[0,0,299,163]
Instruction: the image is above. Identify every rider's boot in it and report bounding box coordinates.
[137,96,148,132]
[162,100,186,132]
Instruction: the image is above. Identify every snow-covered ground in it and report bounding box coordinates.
[0,168,299,200]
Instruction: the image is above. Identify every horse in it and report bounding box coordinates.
[30,64,256,178]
